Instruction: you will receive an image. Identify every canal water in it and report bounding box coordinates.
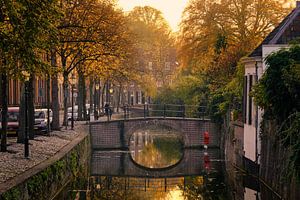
[56,126,281,200]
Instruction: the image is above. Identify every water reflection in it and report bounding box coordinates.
[58,148,283,200]
[129,127,183,169]
[87,148,229,200]
[89,174,228,200]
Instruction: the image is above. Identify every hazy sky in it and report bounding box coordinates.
[118,0,189,32]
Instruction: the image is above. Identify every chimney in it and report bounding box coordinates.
[297,1,300,8]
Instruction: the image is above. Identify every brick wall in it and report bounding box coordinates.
[90,118,220,149]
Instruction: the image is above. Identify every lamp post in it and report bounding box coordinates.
[95,83,100,120]
[22,71,30,158]
[71,73,76,130]
[109,88,113,104]
[108,88,113,120]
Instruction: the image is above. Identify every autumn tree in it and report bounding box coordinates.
[127,6,176,97]
[175,0,290,120]
[56,0,131,125]
[0,0,59,149]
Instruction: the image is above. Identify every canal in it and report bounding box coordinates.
[55,125,281,200]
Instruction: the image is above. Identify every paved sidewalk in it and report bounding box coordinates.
[0,122,88,185]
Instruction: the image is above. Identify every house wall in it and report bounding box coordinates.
[243,58,262,162]
[242,45,289,163]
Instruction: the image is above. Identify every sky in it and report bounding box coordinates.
[118,0,189,32]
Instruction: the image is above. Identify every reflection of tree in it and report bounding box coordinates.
[153,137,183,163]
[92,176,175,200]
[134,135,183,168]
[179,175,229,200]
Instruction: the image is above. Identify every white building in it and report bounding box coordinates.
[242,1,300,164]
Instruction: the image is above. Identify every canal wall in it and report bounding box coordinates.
[225,120,300,199]
[90,118,220,149]
[0,132,90,200]
[260,120,300,200]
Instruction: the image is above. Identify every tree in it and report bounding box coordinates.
[252,44,300,181]
[127,6,176,97]
[0,0,59,148]
[175,0,290,121]
[57,0,131,125]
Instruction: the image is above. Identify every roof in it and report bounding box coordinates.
[249,6,300,57]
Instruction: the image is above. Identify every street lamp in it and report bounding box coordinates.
[130,93,134,106]
[22,70,30,158]
[71,73,76,130]
[95,83,100,120]
[109,87,113,105]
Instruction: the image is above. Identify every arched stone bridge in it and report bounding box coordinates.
[90,148,222,177]
[90,117,220,149]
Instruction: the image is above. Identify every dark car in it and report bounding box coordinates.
[0,107,20,136]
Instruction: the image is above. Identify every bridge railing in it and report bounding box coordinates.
[110,103,208,120]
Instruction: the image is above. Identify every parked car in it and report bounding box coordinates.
[67,104,91,121]
[0,107,20,136]
[67,105,78,121]
[34,109,53,133]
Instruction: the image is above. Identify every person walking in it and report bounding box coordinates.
[104,103,110,121]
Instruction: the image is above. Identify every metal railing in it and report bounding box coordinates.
[104,103,208,121]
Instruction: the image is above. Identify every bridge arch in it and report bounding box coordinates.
[90,117,219,149]
[125,119,188,148]
[91,148,222,177]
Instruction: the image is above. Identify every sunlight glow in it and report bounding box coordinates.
[118,0,189,32]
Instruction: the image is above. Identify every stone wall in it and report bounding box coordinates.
[90,118,220,149]
[0,133,90,200]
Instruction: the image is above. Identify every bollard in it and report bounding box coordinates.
[204,131,209,149]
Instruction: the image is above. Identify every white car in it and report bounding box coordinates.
[67,105,78,121]
[34,109,53,133]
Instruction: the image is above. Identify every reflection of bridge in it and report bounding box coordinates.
[90,149,222,178]
[91,176,192,192]
[90,118,219,149]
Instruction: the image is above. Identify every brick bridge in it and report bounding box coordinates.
[90,117,220,149]
[91,148,222,177]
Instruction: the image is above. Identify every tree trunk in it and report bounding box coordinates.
[89,77,94,119]
[51,49,60,130]
[102,81,107,108]
[117,83,122,113]
[93,79,97,118]
[28,75,35,139]
[47,73,51,134]
[82,78,87,120]
[63,70,69,127]
[0,73,8,152]
[17,83,25,143]
[77,69,85,121]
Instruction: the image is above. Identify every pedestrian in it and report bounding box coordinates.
[109,107,112,120]
[104,103,109,117]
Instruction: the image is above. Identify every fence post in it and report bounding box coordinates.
[182,105,185,119]
[124,105,127,120]
[147,103,149,117]
[144,103,146,118]
[163,104,166,118]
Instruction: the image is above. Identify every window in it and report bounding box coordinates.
[148,62,153,70]
[165,62,170,70]
[248,75,253,125]
[243,76,248,123]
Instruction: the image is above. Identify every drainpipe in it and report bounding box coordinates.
[255,61,259,164]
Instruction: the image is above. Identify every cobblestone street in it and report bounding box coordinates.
[0,123,87,185]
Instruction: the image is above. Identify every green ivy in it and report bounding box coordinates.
[253,45,300,181]
[2,187,21,200]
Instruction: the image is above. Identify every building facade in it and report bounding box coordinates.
[242,1,300,164]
